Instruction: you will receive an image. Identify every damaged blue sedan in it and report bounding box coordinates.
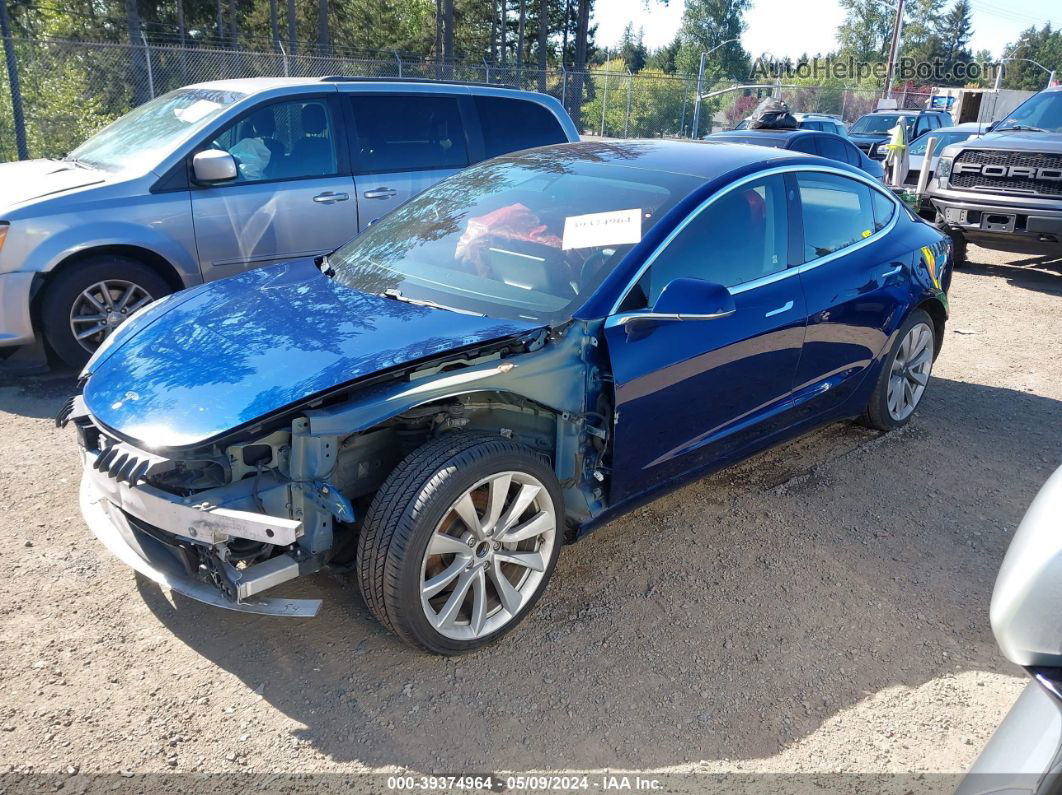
[61,140,950,654]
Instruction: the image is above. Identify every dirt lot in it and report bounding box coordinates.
[1,245,1059,788]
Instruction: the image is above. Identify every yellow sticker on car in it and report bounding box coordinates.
[921,245,940,289]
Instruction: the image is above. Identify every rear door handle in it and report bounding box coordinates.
[881,264,902,279]
[765,300,794,318]
[363,187,398,200]
[313,191,349,204]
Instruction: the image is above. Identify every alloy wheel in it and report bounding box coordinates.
[420,471,557,641]
[887,322,934,422]
[68,280,154,353]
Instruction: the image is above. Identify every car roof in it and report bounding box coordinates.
[711,129,831,144]
[500,138,843,181]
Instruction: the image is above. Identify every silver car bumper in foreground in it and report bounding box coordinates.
[80,457,321,618]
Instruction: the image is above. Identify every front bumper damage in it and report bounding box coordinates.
[79,445,322,618]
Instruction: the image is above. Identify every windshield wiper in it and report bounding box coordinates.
[380,288,485,316]
[996,124,1047,133]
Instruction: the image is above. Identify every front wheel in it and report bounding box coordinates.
[40,256,171,368]
[357,432,564,655]
[863,309,936,431]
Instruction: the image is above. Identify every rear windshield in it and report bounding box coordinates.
[329,158,701,324]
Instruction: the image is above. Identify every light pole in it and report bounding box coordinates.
[994,56,1057,91]
[881,0,904,100]
[691,38,739,139]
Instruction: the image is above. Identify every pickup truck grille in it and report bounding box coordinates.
[950,149,1062,197]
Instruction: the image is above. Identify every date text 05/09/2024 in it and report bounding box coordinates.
[385,774,664,791]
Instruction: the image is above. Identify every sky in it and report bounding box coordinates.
[593,0,1058,62]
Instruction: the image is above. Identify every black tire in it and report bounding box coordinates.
[946,228,967,269]
[357,432,565,655]
[40,256,171,369]
[862,308,936,432]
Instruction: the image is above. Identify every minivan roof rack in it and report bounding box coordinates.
[316,75,514,90]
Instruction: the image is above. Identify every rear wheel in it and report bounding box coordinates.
[40,256,170,369]
[863,309,936,431]
[357,432,564,655]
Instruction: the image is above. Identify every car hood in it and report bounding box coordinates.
[83,259,540,449]
[953,129,1062,152]
[0,159,108,209]
[849,132,889,146]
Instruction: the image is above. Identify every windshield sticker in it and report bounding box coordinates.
[175,99,222,124]
[562,208,642,251]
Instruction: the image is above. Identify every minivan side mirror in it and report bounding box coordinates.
[615,277,736,327]
[192,149,238,184]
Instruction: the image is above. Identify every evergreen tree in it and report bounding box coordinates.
[836,0,892,62]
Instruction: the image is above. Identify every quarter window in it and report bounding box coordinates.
[349,94,469,173]
[474,96,567,158]
[210,99,338,182]
[872,189,896,230]
[797,172,877,260]
[636,174,790,303]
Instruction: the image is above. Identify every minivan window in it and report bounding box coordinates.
[349,95,469,173]
[797,172,877,260]
[67,88,244,172]
[475,96,567,158]
[210,99,338,182]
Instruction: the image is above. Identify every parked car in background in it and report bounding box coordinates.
[794,112,849,136]
[707,129,885,181]
[929,85,1062,265]
[0,77,578,368]
[730,113,847,135]
[849,108,954,160]
[957,465,1062,795]
[61,139,950,654]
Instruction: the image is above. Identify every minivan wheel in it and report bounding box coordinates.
[863,309,936,431]
[357,432,564,655]
[40,256,171,368]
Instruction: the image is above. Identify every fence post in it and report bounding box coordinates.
[394,50,402,78]
[561,65,567,108]
[624,69,632,138]
[140,32,155,99]
[483,58,490,83]
[279,40,289,77]
[600,66,609,136]
[0,0,27,159]
[680,77,689,137]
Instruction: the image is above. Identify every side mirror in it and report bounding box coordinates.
[192,149,238,184]
[616,277,736,327]
[986,120,999,132]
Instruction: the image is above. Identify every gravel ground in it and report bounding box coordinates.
[0,244,1059,789]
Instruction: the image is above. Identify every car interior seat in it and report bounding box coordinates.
[289,104,333,177]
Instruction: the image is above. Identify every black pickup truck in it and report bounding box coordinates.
[928,86,1062,264]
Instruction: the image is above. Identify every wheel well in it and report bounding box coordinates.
[917,297,946,357]
[33,245,187,320]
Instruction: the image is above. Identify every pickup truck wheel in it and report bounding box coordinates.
[41,256,171,368]
[862,309,935,431]
[357,432,564,655]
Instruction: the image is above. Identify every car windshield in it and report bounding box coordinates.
[909,130,976,155]
[850,114,907,135]
[329,157,702,324]
[995,91,1062,133]
[66,88,245,171]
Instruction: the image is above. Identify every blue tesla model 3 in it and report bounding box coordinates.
[62,139,951,654]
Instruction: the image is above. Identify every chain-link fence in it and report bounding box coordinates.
[1,36,921,162]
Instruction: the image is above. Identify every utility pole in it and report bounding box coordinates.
[882,0,905,100]
[286,0,297,55]
[691,51,707,139]
[0,0,28,160]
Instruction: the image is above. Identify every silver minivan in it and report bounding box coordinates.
[0,77,579,367]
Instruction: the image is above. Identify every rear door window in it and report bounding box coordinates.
[797,172,878,261]
[817,135,848,162]
[474,96,568,159]
[348,94,469,173]
[789,136,818,155]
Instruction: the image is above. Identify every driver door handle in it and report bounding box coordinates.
[313,191,349,204]
[363,187,398,200]
[765,300,794,318]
